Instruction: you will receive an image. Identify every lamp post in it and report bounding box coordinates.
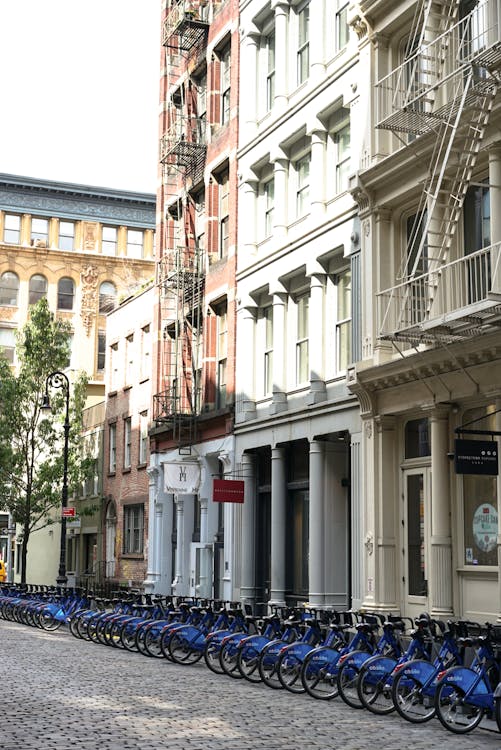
[41,371,70,587]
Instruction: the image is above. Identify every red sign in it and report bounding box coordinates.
[62,507,76,518]
[213,479,245,503]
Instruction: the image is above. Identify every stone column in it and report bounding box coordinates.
[306,266,326,404]
[308,127,327,217]
[495,397,501,624]
[235,298,257,422]
[309,440,325,606]
[270,445,287,605]
[374,416,398,611]
[489,145,501,294]
[309,0,325,80]
[270,284,288,414]
[242,30,260,137]
[240,452,257,607]
[239,177,258,256]
[429,408,453,615]
[172,495,185,595]
[271,1,290,112]
[143,464,161,593]
[271,154,289,239]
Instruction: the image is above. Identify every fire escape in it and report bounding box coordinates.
[153,0,210,453]
[376,0,501,344]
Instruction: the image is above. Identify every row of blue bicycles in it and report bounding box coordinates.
[2,583,501,736]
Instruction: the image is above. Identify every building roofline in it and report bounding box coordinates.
[0,172,156,205]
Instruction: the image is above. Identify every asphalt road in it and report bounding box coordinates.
[1,618,500,750]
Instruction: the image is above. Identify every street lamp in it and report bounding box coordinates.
[41,371,70,587]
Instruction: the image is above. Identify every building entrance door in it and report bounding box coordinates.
[402,467,431,618]
[189,542,213,598]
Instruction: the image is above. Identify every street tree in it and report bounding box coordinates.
[0,298,93,583]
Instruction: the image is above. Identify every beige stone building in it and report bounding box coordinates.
[0,173,155,584]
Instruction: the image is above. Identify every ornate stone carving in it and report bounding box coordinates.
[83,222,97,252]
[80,264,99,336]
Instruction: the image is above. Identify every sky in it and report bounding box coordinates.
[0,0,160,194]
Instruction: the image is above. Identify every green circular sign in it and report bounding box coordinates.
[472,503,498,553]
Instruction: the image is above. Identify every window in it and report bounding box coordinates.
[3,214,20,244]
[405,418,431,459]
[296,293,309,384]
[263,306,273,396]
[127,229,144,259]
[123,504,144,555]
[295,153,310,217]
[102,226,117,256]
[194,190,205,251]
[220,44,231,124]
[57,277,75,310]
[0,327,16,364]
[335,123,351,193]
[59,221,75,251]
[219,170,230,258]
[126,334,134,384]
[266,32,275,111]
[297,4,310,85]
[123,417,132,469]
[264,179,274,238]
[216,303,227,408]
[0,271,19,306]
[99,281,117,313]
[464,182,490,254]
[97,330,106,371]
[109,423,117,473]
[336,269,351,371]
[29,274,47,305]
[139,412,148,465]
[140,324,151,380]
[110,342,119,390]
[196,73,207,141]
[31,217,49,246]
[335,1,349,50]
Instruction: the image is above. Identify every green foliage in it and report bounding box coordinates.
[0,298,94,580]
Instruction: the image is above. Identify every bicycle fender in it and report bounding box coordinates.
[363,655,397,676]
[340,650,372,670]
[172,625,201,640]
[439,666,488,694]
[396,659,435,682]
[494,682,501,698]
[280,642,313,659]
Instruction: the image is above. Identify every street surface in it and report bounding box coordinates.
[1,618,500,750]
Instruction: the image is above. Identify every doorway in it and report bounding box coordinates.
[402,467,431,618]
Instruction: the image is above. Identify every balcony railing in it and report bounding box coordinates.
[376,0,501,133]
[162,0,210,51]
[377,242,501,342]
[159,115,207,170]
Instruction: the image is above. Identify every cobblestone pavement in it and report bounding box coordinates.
[1,619,501,750]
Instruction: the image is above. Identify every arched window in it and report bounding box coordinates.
[0,271,20,306]
[29,274,48,305]
[99,281,117,313]
[57,277,75,310]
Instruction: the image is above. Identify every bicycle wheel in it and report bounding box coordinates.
[237,643,262,682]
[358,662,395,715]
[204,639,225,674]
[301,649,339,700]
[277,651,305,694]
[168,631,203,665]
[219,639,243,678]
[144,627,165,658]
[337,661,363,708]
[258,642,284,689]
[392,670,435,724]
[69,615,83,639]
[495,697,501,733]
[435,681,483,734]
[121,622,139,652]
[38,610,62,631]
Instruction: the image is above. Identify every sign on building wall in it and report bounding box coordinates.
[454,439,499,475]
[212,479,245,503]
[163,462,201,494]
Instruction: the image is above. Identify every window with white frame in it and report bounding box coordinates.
[31,217,49,246]
[139,411,148,465]
[335,1,349,51]
[102,226,117,256]
[335,123,351,193]
[125,334,134,385]
[294,152,311,218]
[57,277,75,310]
[109,423,117,473]
[123,504,144,554]
[0,271,19,306]
[216,302,227,408]
[195,72,207,142]
[99,281,117,313]
[194,189,205,251]
[97,330,106,371]
[262,305,273,396]
[266,31,276,111]
[219,170,230,258]
[3,214,20,244]
[263,178,275,238]
[59,221,75,251]
[110,342,119,390]
[140,324,151,380]
[0,327,16,364]
[335,268,351,372]
[297,3,310,85]
[123,417,132,469]
[29,274,48,305]
[295,293,309,384]
[220,44,231,125]
[127,229,144,258]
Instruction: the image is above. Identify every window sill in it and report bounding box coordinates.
[121,553,144,560]
[123,384,132,392]
[108,470,116,477]
[122,467,131,474]
[108,390,117,398]
[137,462,147,471]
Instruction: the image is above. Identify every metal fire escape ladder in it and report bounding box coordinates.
[405,0,460,57]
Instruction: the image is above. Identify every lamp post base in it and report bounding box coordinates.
[56,574,68,587]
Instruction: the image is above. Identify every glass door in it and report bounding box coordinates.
[189,543,213,599]
[403,468,430,617]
